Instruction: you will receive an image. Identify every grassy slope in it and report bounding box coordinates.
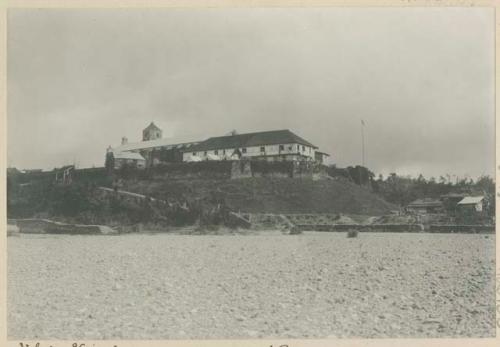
[121,177,396,216]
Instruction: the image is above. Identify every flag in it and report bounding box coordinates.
[361,119,365,126]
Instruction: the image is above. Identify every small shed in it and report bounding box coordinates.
[314,151,330,164]
[457,196,484,212]
[407,198,444,214]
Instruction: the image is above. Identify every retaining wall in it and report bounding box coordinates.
[16,219,117,235]
[428,224,495,234]
[294,223,494,233]
[295,223,424,232]
[249,161,294,178]
[111,160,326,180]
[144,162,233,180]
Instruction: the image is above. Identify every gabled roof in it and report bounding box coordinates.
[408,198,443,207]
[143,122,161,132]
[440,193,468,199]
[113,152,146,161]
[457,196,484,205]
[188,129,317,152]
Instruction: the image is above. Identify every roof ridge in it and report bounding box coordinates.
[187,129,317,152]
[209,129,291,139]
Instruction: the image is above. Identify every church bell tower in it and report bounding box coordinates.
[142,122,162,141]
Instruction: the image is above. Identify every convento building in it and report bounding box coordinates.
[106,122,329,169]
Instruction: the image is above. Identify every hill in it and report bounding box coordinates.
[119,176,395,215]
[7,167,396,227]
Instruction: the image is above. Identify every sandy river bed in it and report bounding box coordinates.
[7,232,496,339]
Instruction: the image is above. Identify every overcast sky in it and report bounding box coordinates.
[7,7,494,179]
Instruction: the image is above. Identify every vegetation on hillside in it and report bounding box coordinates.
[7,162,494,228]
[327,164,495,215]
[119,177,395,215]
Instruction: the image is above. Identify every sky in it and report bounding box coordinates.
[7,7,495,179]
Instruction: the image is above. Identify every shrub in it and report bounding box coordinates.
[347,229,359,238]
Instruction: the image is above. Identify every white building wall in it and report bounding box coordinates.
[182,143,316,162]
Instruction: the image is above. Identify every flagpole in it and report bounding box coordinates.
[361,120,365,167]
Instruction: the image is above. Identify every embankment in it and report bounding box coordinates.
[7,163,396,227]
[120,177,395,215]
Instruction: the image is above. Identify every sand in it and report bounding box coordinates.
[7,232,496,339]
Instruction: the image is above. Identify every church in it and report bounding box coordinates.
[106,122,329,169]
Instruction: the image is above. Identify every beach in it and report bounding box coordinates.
[7,232,496,339]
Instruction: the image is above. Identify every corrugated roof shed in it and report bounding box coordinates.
[189,129,317,152]
[457,196,484,205]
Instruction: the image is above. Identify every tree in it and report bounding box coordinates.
[105,152,115,172]
[345,166,374,186]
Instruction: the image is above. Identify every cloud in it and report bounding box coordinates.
[7,8,494,178]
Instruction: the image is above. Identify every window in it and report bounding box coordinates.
[214,150,219,155]
[260,146,265,153]
[223,149,226,154]
[302,145,306,151]
[279,145,284,151]
[288,145,292,150]
[242,148,247,153]
[204,151,207,156]
[193,152,197,156]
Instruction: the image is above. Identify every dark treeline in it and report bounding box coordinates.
[327,164,495,212]
[7,171,243,229]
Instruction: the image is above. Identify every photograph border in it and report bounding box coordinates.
[0,1,498,346]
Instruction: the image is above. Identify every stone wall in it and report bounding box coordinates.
[16,219,117,235]
[111,160,326,180]
[428,224,494,233]
[294,223,424,232]
[114,161,233,180]
[249,161,293,178]
[291,223,494,234]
